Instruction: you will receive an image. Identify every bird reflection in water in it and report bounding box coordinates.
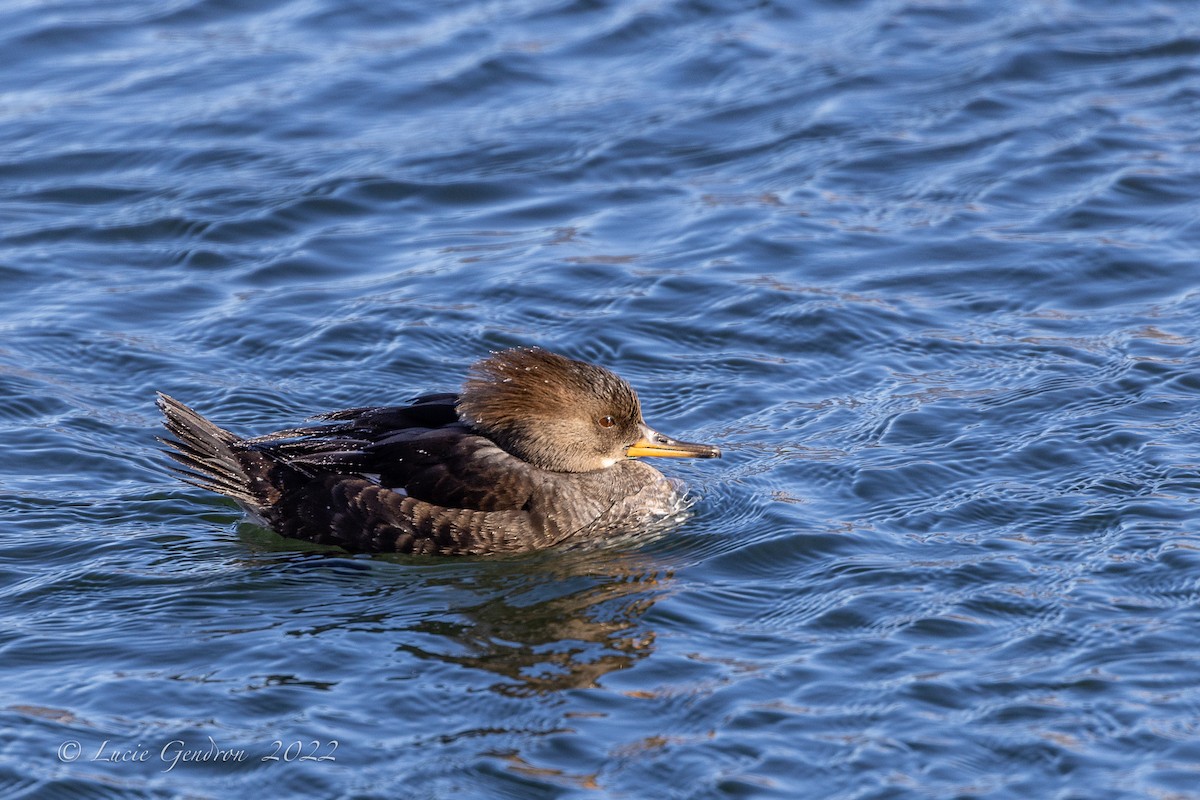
[396,547,672,696]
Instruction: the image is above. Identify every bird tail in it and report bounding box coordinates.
[156,393,279,512]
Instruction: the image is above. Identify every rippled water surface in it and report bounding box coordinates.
[4,1,1200,797]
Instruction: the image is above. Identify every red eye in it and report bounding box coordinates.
[598,415,616,428]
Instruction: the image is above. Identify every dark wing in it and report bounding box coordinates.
[271,467,641,556]
[277,474,564,556]
[247,393,538,512]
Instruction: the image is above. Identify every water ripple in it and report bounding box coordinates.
[4,0,1200,797]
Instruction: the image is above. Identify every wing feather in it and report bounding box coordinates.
[248,395,538,512]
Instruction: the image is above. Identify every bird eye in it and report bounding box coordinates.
[598,415,616,428]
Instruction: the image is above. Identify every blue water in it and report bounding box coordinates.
[4,0,1200,797]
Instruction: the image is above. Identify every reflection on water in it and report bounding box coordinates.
[399,551,670,696]
[235,527,675,696]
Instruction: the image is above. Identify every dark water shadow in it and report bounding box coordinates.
[232,523,675,698]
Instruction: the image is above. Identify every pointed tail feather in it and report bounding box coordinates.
[156,392,274,510]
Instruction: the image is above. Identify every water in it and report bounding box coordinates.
[3,0,1200,797]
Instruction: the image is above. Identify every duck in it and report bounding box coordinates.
[157,346,721,556]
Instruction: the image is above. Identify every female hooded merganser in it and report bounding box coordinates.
[157,347,721,556]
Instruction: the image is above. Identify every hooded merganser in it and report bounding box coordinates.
[157,347,721,556]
